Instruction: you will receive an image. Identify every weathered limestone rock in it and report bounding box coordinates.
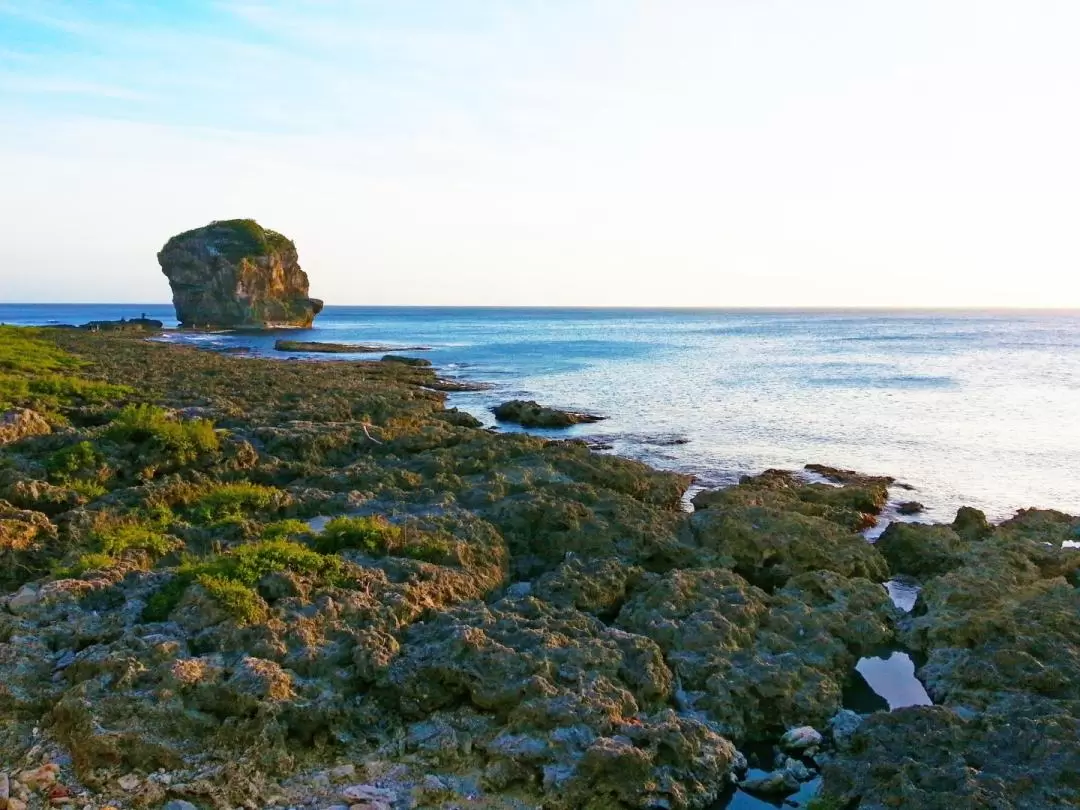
[0,409,51,445]
[158,219,323,328]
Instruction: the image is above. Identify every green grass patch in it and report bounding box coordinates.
[91,517,178,558]
[315,515,398,554]
[47,440,108,486]
[0,326,83,374]
[187,481,283,524]
[0,327,132,411]
[195,574,269,624]
[262,518,315,542]
[52,552,118,579]
[314,515,455,563]
[107,404,219,466]
[142,539,346,622]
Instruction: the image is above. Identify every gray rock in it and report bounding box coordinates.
[8,585,40,614]
[163,801,199,810]
[505,581,533,598]
[828,709,863,751]
[739,769,799,796]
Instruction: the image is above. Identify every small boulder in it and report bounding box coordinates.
[492,399,604,429]
[7,584,40,614]
[779,726,823,751]
[0,409,51,445]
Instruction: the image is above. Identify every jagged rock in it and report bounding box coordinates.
[827,709,863,751]
[158,219,323,328]
[7,584,40,614]
[875,522,967,579]
[897,500,925,515]
[0,409,51,445]
[779,725,822,751]
[693,467,889,532]
[81,317,163,333]
[616,568,897,742]
[0,501,57,589]
[492,400,604,429]
[820,704,1080,808]
[739,769,799,796]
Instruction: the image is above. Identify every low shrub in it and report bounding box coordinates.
[47,441,106,483]
[188,481,284,524]
[107,404,219,466]
[315,515,398,554]
[262,519,315,541]
[196,574,269,624]
[142,539,345,622]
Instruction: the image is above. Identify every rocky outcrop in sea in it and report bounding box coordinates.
[158,219,323,329]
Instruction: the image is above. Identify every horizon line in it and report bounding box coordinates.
[4,302,1080,315]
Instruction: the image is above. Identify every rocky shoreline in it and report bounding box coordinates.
[0,326,1077,810]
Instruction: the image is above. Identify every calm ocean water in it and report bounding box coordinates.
[4,303,1079,521]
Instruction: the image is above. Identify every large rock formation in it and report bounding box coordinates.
[158,219,323,328]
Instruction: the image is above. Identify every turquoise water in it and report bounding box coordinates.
[4,303,1079,520]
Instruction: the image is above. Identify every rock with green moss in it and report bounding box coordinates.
[616,568,897,742]
[874,521,968,580]
[689,504,889,590]
[693,468,889,532]
[819,703,1080,808]
[158,219,323,328]
[492,400,604,429]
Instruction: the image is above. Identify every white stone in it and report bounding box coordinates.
[118,773,141,791]
[779,725,823,751]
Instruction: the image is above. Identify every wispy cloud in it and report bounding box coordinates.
[1,1,1079,305]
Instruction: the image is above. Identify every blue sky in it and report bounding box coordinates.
[2,1,1079,306]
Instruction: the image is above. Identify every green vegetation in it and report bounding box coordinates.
[52,514,178,578]
[186,481,284,524]
[313,515,455,563]
[142,539,345,622]
[0,325,82,374]
[195,574,269,624]
[106,404,219,466]
[48,441,107,483]
[261,518,315,541]
[168,219,295,264]
[0,326,131,412]
[315,515,398,554]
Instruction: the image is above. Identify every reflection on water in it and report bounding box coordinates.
[714,777,822,809]
[855,652,933,711]
[884,578,920,612]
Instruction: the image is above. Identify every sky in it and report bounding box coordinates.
[1,1,1079,307]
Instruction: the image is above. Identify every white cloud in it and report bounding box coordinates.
[1,0,1079,306]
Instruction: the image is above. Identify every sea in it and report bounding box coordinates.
[4,303,1080,522]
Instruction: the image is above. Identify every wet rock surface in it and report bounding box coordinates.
[817,506,1080,808]
[492,399,605,428]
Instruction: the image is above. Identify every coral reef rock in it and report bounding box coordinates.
[158,219,323,328]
